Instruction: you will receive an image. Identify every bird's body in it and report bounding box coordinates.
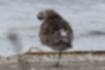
[37,9,73,66]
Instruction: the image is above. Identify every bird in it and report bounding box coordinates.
[37,9,73,67]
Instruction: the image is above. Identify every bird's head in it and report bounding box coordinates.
[37,9,61,20]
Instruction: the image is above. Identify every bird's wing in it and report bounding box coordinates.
[51,21,73,47]
[39,20,73,47]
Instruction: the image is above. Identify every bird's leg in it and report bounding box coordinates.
[54,50,63,67]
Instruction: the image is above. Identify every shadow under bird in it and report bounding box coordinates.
[37,9,73,67]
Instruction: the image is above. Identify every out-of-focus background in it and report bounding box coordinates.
[0,0,105,56]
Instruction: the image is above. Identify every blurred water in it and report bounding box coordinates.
[0,0,105,56]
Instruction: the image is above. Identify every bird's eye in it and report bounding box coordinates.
[37,12,44,20]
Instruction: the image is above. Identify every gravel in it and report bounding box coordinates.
[0,54,105,70]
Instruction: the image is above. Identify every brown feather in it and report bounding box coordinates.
[38,9,73,51]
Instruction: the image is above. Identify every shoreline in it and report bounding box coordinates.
[0,54,105,70]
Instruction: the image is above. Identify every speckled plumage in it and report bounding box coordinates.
[37,9,73,66]
[38,9,73,51]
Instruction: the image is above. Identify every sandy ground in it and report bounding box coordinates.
[1,62,105,70]
[0,54,105,70]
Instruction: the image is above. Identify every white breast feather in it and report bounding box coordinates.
[60,29,69,43]
[60,29,67,36]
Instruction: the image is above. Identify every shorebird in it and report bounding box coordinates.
[37,9,73,66]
